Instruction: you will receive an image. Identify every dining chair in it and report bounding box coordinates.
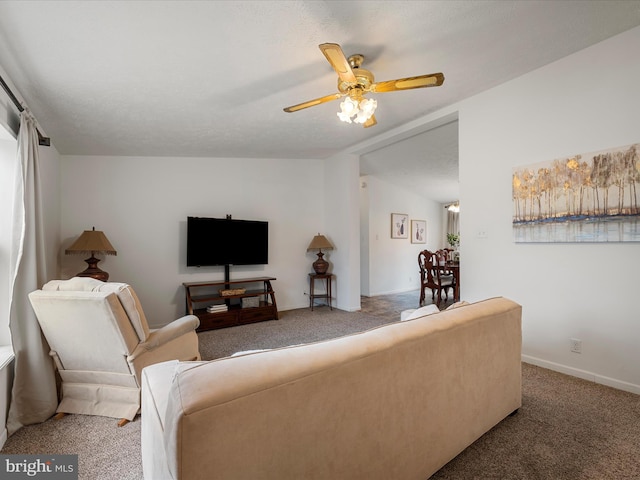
[435,249,455,276]
[418,250,455,307]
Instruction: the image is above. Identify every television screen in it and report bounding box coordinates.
[187,217,268,267]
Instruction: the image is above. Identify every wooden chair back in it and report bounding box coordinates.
[418,249,454,307]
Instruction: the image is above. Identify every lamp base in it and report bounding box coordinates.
[75,255,109,282]
[312,252,329,275]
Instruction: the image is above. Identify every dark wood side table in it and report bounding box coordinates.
[309,273,334,311]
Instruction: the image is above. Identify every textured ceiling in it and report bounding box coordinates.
[1,1,639,202]
[360,119,459,203]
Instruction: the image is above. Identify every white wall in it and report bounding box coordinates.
[39,143,61,280]
[360,175,443,296]
[458,26,640,393]
[60,155,327,327]
[324,153,361,312]
[359,176,370,296]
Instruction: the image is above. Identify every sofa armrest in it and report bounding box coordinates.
[129,315,199,360]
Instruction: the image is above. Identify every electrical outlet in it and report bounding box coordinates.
[570,338,582,354]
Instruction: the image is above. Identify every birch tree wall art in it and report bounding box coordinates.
[513,143,640,242]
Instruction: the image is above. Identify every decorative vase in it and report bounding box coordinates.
[312,252,329,274]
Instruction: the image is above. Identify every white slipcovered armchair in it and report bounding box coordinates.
[28,277,200,424]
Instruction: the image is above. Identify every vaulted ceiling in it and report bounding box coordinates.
[1,1,639,202]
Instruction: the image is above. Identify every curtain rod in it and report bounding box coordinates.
[0,74,50,146]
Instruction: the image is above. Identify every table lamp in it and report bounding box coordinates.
[65,227,117,281]
[307,234,334,274]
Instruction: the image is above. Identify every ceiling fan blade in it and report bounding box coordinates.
[363,115,377,128]
[371,73,444,93]
[283,93,342,113]
[319,43,357,84]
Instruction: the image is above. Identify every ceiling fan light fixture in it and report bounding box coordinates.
[354,98,377,124]
[337,96,359,123]
[283,43,444,128]
[337,96,377,125]
[447,202,460,212]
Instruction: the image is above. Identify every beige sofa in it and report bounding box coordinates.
[141,297,522,480]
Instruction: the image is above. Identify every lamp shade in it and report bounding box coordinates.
[66,228,117,256]
[307,234,333,251]
[65,227,116,282]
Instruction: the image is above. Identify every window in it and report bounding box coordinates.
[0,124,16,345]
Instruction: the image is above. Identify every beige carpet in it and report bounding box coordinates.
[2,296,639,479]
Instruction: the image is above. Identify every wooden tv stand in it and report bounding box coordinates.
[183,277,278,332]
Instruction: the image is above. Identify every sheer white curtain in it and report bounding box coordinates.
[447,210,459,236]
[6,111,57,434]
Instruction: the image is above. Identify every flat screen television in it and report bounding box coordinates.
[187,216,268,267]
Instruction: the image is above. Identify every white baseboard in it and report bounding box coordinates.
[522,355,640,395]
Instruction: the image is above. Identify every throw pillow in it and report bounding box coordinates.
[446,301,470,310]
[403,304,440,321]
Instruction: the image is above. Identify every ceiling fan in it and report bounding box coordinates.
[283,43,444,128]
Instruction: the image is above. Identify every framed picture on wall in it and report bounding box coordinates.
[411,220,426,243]
[512,141,640,243]
[391,213,409,239]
